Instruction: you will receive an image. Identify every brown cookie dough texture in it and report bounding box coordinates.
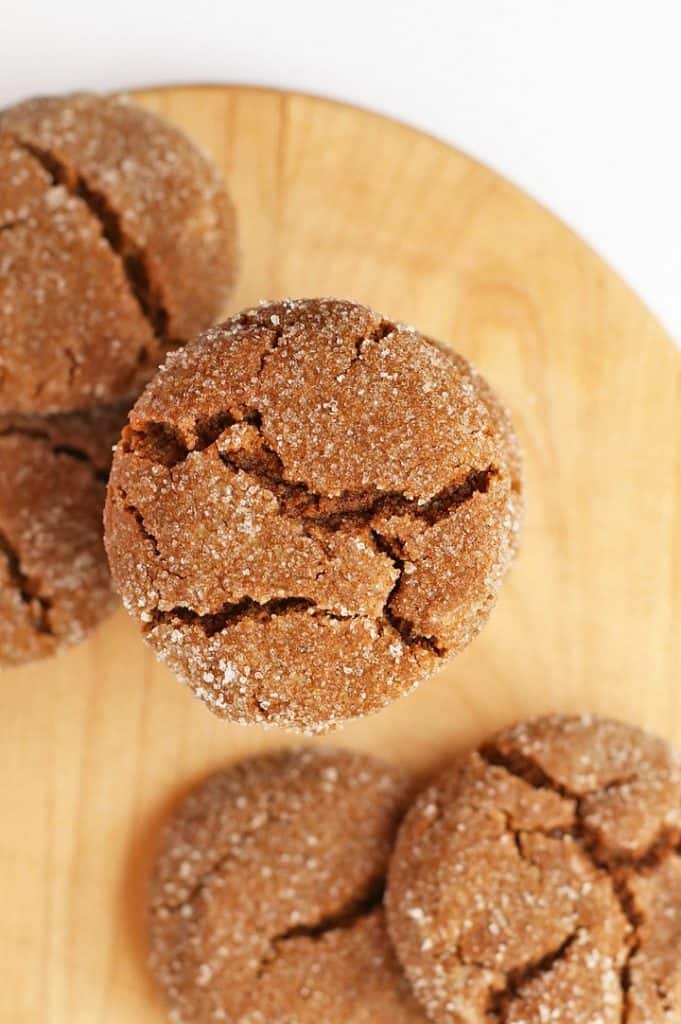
[149,747,426,1023]
[0,403,126,666]
[104,298,522,732]
[0,93,236,413]
[386,714,681,1024]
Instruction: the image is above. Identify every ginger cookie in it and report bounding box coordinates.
[0,93,236,413]
[149,747,426,1023]
[386,714,681,1024]
[105,298,522,732]
[0,403,126,666]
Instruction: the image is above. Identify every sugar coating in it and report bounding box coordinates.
[0,403,127,666]
[0,93,236,413]
[105,298,523,732]
[386,714,681,1023]
[148,747,427,1023]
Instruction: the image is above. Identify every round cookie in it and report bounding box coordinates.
[386,714,681,1024]
[0,93,236,413]
[0,403,126,666]
[149,747,426,1023]
[105,298,522,732]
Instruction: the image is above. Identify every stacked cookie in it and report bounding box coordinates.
[105,297,522,730]
[149,715,681,1023]
[0,93,236,665]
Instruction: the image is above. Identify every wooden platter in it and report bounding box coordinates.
[2,85,680,1023]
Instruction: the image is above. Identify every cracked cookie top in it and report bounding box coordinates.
[149,747,426,1023]
[0,403,127,666]
[104,298,522,732]
[386,714,681,1024]
[0,93,236,413]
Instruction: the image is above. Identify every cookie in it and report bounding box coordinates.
[104,298,522,732]
[148,747,426,1023]
[386,714,681,1024]
[0,93,236,413]
[0,403,126,666]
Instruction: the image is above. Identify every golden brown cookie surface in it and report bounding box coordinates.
[0,93,236,413]
[0,403,126,666]
[105,298,522,732]
[386,715,681,1024]
[149,747,426,1023]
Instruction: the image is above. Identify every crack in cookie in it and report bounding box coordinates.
[257,876,387,979]
[12,139,170,348]
[0,526,53,635]
[0,424,110,483]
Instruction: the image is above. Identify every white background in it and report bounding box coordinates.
[2,0,680,346]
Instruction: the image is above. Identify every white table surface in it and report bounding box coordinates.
[2,0,680,346]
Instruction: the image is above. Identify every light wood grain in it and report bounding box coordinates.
[2,85,680,1023]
